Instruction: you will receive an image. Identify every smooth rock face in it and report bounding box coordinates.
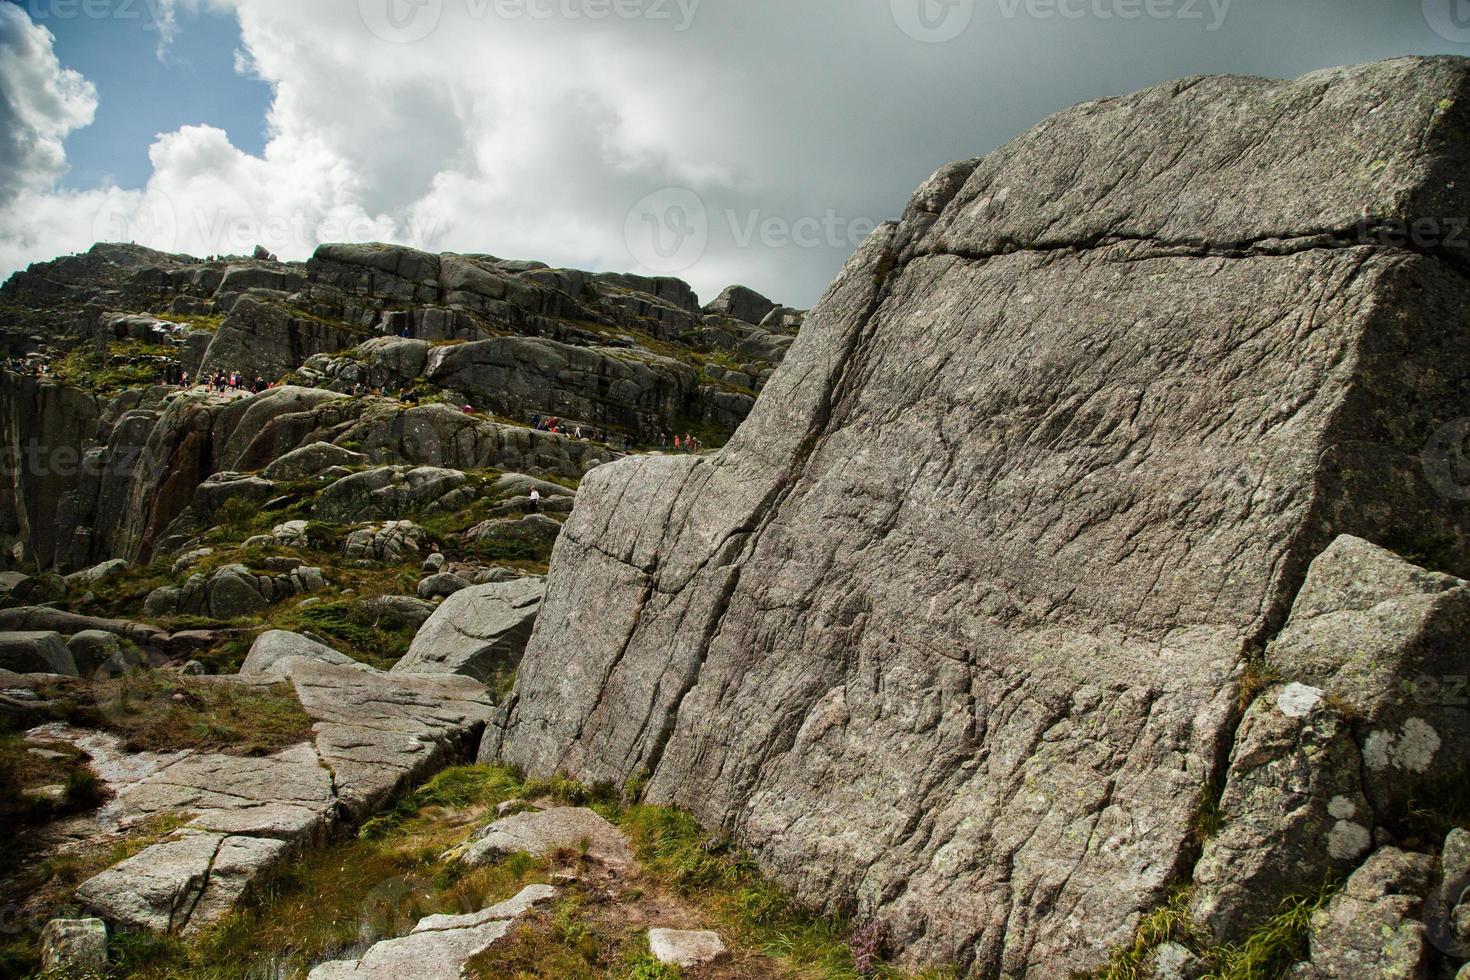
[77,829,292,935]
[495,59,1470,975]
[74,663,494,933]
[392,579,544,685]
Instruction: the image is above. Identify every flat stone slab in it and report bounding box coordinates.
[458,806,635,870]
[70,661,495,936]
[76,829,290,935]
[117,743,335,841]
[308,884,557,979]
[649,928,728,968]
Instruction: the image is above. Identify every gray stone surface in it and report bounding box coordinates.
[360,594,437,630]
[1290,848,1436,980]
[458,806,635,870]
[73,661,494,936]
[66,629,122,675]
[77,829,292,935]
[314,466,467,524]
[392,579,543,685]
[240,630,361,676]
[39,918,107,975]
[493,59,1470,975]
[343,520,425,563]
[145,564,328,620]
[648,928,727,968]
[0,631,77,676]
[261,441,367,481]
[1193,537,1470,940]
[417,572,472,600]
[307,884,556,980]
[703,284,777,325]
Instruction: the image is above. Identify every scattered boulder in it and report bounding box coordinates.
[343,520,425,563]
[359,594,437,630]
[307,884,557,980]
[77,829,292,936]
[1193,537,1470,940]
[458,806,635,870]
[463,513,562,558]
[240,630,362,676]
[0,631,78,677]
[66,630,123,675]
[39,918,107,975]
[393,579,543,685]
[262,441,367,481]
[1290,848,1437,979]
[145,564,327,620]
[703,284,777,325]
[417,572,473,601]
[648,928,727,969]
[314,466,468,524]
[65,559,128,587]
[422,552,446,573]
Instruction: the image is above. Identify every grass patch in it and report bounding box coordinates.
[36,673,313,756]
[1092,884,1339,980]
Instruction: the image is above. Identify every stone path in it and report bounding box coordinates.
[323,805,729,976]
[307,884,558,979]
[36,660,494,936]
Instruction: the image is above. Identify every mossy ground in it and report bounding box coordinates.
[0,765,955,979]
[27,673,314,756]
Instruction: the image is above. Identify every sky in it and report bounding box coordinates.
[1,0,1468,309]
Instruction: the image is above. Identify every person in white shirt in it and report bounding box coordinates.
[529,488,541,513]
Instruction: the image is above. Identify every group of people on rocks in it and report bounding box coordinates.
[4,357,50,377]
[670,433,704,453]
[190,369,270,395]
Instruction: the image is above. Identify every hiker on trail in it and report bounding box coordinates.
[674,434,683,452]
[529,488,541,513]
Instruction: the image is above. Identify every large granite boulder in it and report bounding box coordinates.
[392,579,544,685]
[240,630,361,676]
[491,58,1470,976]
[703,284,777,325]
[0,631,78,676]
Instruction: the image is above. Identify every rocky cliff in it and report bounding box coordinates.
[493,57,1470,976]
[0,242,800,571]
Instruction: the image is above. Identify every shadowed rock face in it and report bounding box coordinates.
[493,58,1470,975]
